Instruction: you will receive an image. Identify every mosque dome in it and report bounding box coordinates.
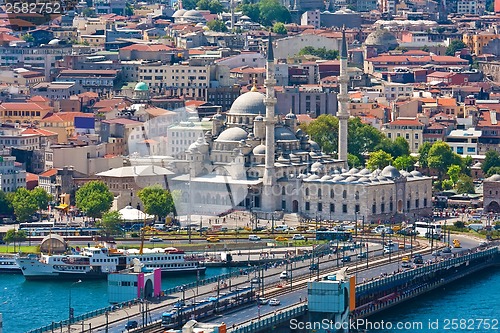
[228,91,265,115]
[365,29,398,52]
[134,82,148,91]
[486,174,500,182]
[254,114,264,121]
[380,165,401,178]
[345,176,358,182]
[285,112,297,119]
[48,38,60,45]
[275,127,297,141]
[410,170,423,177]
[311,161,324,172]
[321,175,332,181]
[308,140,320,151]
[252,144,266,155]
[358,177,371,183]
[183,9,203,17]
[332,175,345,182]
[216,127,248,142]
[172,9,187,17]
[359,168,371,175]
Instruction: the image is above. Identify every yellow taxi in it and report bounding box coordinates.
[275,236,288,242]
[206,237,220,243]
[453,239,461,248]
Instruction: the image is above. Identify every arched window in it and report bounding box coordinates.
[282,187,286,195]
[330,189,334,198]
[318,189,322,198]
[343,190,347,199]
[305,188,309,196]
[355,191,359,200]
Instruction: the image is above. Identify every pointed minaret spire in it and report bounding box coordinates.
[337,25,350,167]
[267,34,274,62]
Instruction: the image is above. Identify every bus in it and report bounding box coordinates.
[19,222,55,229]
[414,222,442,239]
[20,227,101,238]
[316,231,352,242]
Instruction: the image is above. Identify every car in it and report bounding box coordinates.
[413,255,424,265]
[479,241,488,247]
[383,247,393,255]
[442,246,452,253]
[206,237,220,243]
[341,256,351,262]
[251,277,261,284]
[258,297,269,305]
[279,271,289,279]
[269,298,280,306]
[452,239,461,248]
[275,236,288,242]
[357,252,367,259]
[248,235,261,241]
[398,244,405,249]
[292,234,305,241]
[432,250,442,257]
[125,320,138,330]
[149,237,163,242]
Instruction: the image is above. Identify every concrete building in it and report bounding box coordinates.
[445,128,482,156]
[274,34,342,59]
[382,118,425,152]
[457,0,484,15]
[275,86,338,117]
[301,10,321,28]
[166,120,210,157]
[463,32,500,56]
[0,150,27,193]
[56,70,120,95]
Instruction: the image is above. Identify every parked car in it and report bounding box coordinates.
[275,236,288,242]
[269,298,280,306]
[125,320,138,330]
[206,237,220,243]
[248,235,261,241]
[149,237,163,242]
[279,271,289,279]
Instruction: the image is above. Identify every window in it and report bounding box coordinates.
[381,203,385,213]
[282,200,286,210]
[305,202,310,211]
[342,204,347,213]
[372,204,376,214]
[318,189,322,198]
[330,203,335,212]
[318,203,322,212]
[355,204,360,213]
[424,198,427,207]
[343,190,347,199]
[406,133,410,140]
[415,133,419,139]
[415,199,419,208]
[305,188,309,196]
[407,200,410,210]
[330,189,334,198]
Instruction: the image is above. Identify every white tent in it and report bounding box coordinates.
[118,206,154,222]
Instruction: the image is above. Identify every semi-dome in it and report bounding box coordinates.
[134,82,148,91]
[410,170,422,177]
[380,165,401,178]
[254,114,264,121]
[252,144,266,155]
[345,176,358,182]
[216,127,248,142]
[358,177,371,182]
[365,29,398,52]
[359,168,371,175]
[321,175,332,180]
[183,9,203,17]
[285,112,297,119]
[228,91,265,115]
[275,126,297,141]
[311,161,324,172]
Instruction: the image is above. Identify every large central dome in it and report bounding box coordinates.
[228,91,265,115]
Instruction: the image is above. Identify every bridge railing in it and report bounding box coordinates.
[356,247,498,295]
[228,303,307,333]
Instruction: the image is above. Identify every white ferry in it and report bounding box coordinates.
[0,256,22,273]
[15,247,206,280]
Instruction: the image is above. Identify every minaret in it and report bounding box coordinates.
[262,35,277,212]
[337,27,349,167]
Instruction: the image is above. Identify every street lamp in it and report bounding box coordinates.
[68,280,82,333]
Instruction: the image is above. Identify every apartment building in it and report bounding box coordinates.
[381,118,425,152]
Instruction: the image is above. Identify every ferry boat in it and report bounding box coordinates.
[0,256,22,273]
[16,247,206,280]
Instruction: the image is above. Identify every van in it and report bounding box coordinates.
[154,223,165,230]
[248,234,261,241]
[275,225,289,232]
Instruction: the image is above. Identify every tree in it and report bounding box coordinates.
[456,175,475,194]
[82,7,94,17]
[0,190,14,216]
[366,150,393,170]
[258,0,290,26]
[21,34,34,43]
[377,137,410,158]
[198,0,224,13]
[486,166,500,177]
[31,187,52,212]
[3,229,26,252]
[138,186,175,221]
[298,46,339,60]
[454,221,465,229]
[347,154,361,168]
[272,22,287,35]
[427,141,458,177]
[447,164,462,185]
[97,211,123,240]
[125,3,134,16]
[442,179,454,190]
[207,19,228,32]
[75,181,113,220]
[301,114,339,154]
[482,150,500,175]
[182,0,198,9]
[446,39,467,56]
[12,188,38,222]
[418,142,432,169]
[393,155,416,171]
[239,2,260,23]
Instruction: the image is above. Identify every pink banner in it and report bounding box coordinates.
[154,269,162,296]
[137,273,144,298]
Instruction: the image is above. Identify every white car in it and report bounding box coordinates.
[269,298,280,306]
[279,271,289,279]
[258,297,269,305]
[248,235,261,241]
[149,237,163,242]
[292,234,305,241]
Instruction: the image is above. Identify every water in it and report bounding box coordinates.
[0,267,229,333]
[369,267,500,332]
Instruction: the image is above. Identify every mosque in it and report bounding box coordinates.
[130,32,433,223]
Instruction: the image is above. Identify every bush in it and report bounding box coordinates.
[453,221,465,229]
[131,233,139,238]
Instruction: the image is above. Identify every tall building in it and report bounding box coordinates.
[337,28,350,167]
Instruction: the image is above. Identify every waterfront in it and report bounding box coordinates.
[0,267,230,333]
[370,267,500,332]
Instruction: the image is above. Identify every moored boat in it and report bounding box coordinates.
[0,256,22,273]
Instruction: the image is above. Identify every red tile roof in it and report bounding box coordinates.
[386,118,423,126]
[120,44,173,52]
[21,128,58,136]
[367,55,468,65]
[39,168,58,177]
[42,112,94,123]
